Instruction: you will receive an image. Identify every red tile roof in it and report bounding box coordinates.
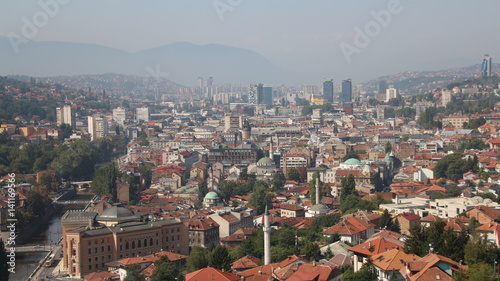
[185,267,240,281]
[399,212,421,221]
[323,217,375,236]
[349,237,404,256]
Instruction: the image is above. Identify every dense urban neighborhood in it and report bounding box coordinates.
[2,70,500,281]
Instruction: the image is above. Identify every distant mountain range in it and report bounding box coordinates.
[1,36,497,91]
[360,64,500,94]
[0,36,296,86]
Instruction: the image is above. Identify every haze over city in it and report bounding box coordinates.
[1,0,500,84]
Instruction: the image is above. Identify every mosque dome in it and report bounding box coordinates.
[257,157,275,166]
[204,191,220,200]
[343,158,362,165]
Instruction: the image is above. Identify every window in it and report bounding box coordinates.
[151,238,154,246]
[88,248,91,255]
[101,246,104,252]
[95,247,98,254]
[126,242,129,250]
[132,241,135,249]
[144,239,148,247]
[108,245,111,251]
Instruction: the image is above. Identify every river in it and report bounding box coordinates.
[10,191,94,281]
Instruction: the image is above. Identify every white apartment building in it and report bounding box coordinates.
[56,105,76,128]
[88,115,109,141]
[113,107,126,125]
[136,107,150,122]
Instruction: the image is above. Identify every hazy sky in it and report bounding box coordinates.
[1,0,499,82]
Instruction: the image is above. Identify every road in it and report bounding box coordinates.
[31,244,70,281]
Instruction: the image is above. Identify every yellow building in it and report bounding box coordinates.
[310,96,324,105]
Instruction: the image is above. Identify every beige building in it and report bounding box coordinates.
[441,116,470,129]
[188,217,220,248]
[62,205,188,278]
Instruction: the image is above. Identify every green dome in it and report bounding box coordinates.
[343,158,362,165]
[204,191,220,200]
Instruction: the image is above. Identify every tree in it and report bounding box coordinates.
[196,180,208,209]
[404,223,429,257]
[341,262,378,281]
[209,245,232,271]
[434,153,472,181]
[271,245,295,262]
[123,264,146,281]
[138,165,152,189]
[95,137,114,162]
[151,256,180,281]
[186,246,209,273]
[0,239,9,281]
[271,171,286,190]
[385,141,392,154]
[286,168,300,182]
[249,183,273,215]
[91,163,118,198]
[300,241,320,261]
[340,194,361,213]
[439,228,468,262]
[460,263,500,281]
[48,139,97,179]
[239,167,249,181]
[459,138,487,151]
[219,180,237,204]
[26,190,50,217]
[340,174,357,202]
[379,209,393,229]
[59,123,73,139]
[464,233,498,265]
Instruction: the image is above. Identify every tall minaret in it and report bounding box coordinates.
[263,205,271,265]
[316,175,320,205]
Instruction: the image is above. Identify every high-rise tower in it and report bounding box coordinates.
[323,79,334,104]
[249,84,264,106]
[482,54,492,77]
[263,86,273,106]
[341,78,352,103]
